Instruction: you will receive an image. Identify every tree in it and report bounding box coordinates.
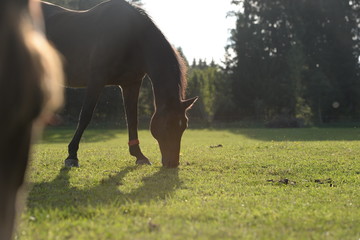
[187,60,233,123]
[227,0,360,124]
[293,0,360,122]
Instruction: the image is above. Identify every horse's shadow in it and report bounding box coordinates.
[27,166,181,211]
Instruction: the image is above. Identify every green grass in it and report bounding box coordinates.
[16,127,360,239]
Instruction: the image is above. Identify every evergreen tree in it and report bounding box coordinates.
[188,60,233,123]
[227,0,360,124]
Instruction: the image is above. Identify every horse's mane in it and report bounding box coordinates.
[132,1,188,100]
[173,48,188,100]
[128,0,189,100]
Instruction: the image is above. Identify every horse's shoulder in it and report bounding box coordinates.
[99,0,147,16]
[91,0,151,25]
[92,0,129,10]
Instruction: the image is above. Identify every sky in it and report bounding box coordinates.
[141,0,238,64]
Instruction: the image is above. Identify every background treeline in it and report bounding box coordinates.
[47,0,360,127]
[227,0,360,126]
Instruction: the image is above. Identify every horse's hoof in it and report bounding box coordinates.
[64,158,79,167]
[136,158,152,165]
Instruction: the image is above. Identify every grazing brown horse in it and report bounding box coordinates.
[0,0,63,239]
[41,0,197,168]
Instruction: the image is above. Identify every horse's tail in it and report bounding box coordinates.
[0,1,64,135]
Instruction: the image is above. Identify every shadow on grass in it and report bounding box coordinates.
[41,127,126,144]
[227,128,360,142]
[27,166,180,211]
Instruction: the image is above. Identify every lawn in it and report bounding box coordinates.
[16,127,360,239]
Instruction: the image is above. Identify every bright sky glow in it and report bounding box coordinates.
[141,0,237,64]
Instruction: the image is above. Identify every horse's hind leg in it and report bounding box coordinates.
[65,82,104,167]
[122,81,151,165]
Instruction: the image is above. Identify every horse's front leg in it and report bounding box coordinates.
[65,82,104,167]
[122,82,151,165]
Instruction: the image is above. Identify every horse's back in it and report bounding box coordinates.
[42,0,147,47]
[41,0,149,87]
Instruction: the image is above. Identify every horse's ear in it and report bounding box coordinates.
[182,97,198,110]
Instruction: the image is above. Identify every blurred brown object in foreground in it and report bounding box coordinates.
[0,0,64,239]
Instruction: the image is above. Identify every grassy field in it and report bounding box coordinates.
[16,127,360,239]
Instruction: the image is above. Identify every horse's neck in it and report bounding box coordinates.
[145,41,183,108]
[150,69,182,109]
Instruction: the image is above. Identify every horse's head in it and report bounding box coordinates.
[150,97,197,168]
